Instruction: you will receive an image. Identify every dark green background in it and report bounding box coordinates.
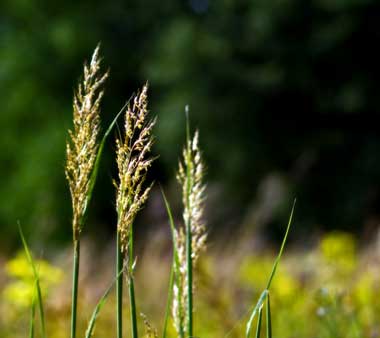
[1,0,380,249]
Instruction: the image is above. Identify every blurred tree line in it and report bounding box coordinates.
[1,0,380,249]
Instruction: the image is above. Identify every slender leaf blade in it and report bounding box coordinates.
[160,187,180,338]
[85,268,126,338]
[255,308,263,338]
[19,224,47,338]
[245,289,268,338]
[29,282,37,338]
[83,96,133,218]
[266,294,272,338]
[266,199,296,290]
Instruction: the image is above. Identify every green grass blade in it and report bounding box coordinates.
[266,294,272,338]
[85,267,126,338]
[19,224,47,338]
[255,308,263,338]
[162,265,174,338]
[265,199,296,290]
[29,282,37,338]
[160,187,180,338]
[83,96,133,218]
[245,289,268,338]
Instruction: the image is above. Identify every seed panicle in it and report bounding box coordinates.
[115,83,156,254]
[65,45,108,241]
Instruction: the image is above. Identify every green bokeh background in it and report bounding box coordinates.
[1,0,380,249]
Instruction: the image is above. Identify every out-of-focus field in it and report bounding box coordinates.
[1,231,380,338]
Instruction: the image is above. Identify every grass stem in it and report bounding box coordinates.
[186,221,193,337]
[129,224,139,338]
[185,108,193,338]
[116,232,124,338]
[71,240,80,338]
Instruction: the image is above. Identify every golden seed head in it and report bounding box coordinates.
[65,45,108,241]
[115,83,156,253]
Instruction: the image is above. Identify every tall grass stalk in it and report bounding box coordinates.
[185,214,193,337]
[129,225,138,338]
[115,83,156,338]
[65,45,108,338]
[116,233,123,338]
[171,112,206,338]
[184,111,193,338]
[70,240,80,338]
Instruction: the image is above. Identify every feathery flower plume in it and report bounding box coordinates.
[65,45,108,241]
[115,83,156,254]
[172,129,206,337]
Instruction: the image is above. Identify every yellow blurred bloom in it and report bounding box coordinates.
[2,251,63,309]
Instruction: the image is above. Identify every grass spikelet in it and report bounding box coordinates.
[115,83,156,338]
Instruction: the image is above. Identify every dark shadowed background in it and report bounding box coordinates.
[1,0,380,251]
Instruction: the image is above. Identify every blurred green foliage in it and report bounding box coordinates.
[1,0,380,246]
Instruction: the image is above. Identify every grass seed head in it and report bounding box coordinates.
[115,83,156,254]
[65,45,108,241]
